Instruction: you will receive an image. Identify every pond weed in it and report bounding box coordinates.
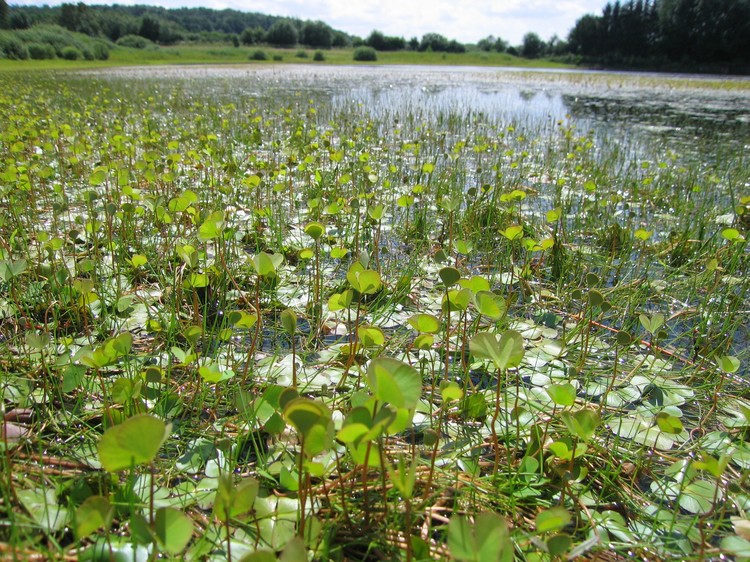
[0,67,749,560]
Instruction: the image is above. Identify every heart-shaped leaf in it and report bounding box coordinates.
[98,414,170,472]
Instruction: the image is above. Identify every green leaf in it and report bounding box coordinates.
[679,480,720,515]
[366,357,422,410]
[473,291,506,320]
[502,225,524,241]
[560,409,600,442]
[153,507,193,554]
[718,355,741,374]
[639,312,664,335]
[546,383,576,407]
[347,268,381,294]
[439,266,461,288]
[535,506,571,533]
[213,474,259,521]
[470,331,524,371]
[198,211,226,241]
[655,411,683,434]
[228,310,258,329]
[443,288,472,312]
[441,381,463,403]
[358,325,385,347]
[280,309,297,335]
[283,398,333,456]
[448,511,512,562]
[17,487,68,532]
[546,533,573,557]
[75,496,113,539]
[304,221,325,240]
[98,414,170,472]
[251,252,283,277]
[407,313,440,334]
[198,362,235,383]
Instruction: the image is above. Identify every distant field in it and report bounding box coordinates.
[0,43,574,70]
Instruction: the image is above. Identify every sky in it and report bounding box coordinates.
[12,0,608,45]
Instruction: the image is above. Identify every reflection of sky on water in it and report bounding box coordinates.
[91,64,750,155]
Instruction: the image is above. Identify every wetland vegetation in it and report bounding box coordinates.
[1,64,749,561]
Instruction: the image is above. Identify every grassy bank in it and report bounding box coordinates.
[0,43,573,70]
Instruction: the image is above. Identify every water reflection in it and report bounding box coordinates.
[90,63,750,155]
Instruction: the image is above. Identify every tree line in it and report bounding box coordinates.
[1,0,748,69]
[568,0,750,66]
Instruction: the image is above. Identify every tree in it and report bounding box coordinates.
[139,15,161,42]
[568,14,602,56]
[265,18,298,47]
[240,26,265,45]
[521,32,545,58]
[0,0,9,29]
[58,2,77,31]
[366,30,387,50]
[366,29,405,51]
[332,30,349,47]
[301,20,332,48]
[419,32,449,52]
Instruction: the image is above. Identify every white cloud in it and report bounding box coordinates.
[11,0,606,44]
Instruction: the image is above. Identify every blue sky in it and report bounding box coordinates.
[11,0,607,44]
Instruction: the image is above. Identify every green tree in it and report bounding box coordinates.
[139,15,160,42]
[301,20,332,48]
[332,30,349,47]
[521,32,545,58]
[265,18,298,47]
[0,0,9,29]
[419,32,449,52]
[568,14,602,56]
[58,2,77,31]
[240,25,265,45]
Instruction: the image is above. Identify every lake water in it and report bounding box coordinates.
[92,63,750,158]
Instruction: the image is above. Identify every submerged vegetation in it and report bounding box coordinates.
[0,66,749,561]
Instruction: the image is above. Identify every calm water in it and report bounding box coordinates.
[91,64,750,156]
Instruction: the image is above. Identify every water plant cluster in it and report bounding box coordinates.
[0,68,749,561]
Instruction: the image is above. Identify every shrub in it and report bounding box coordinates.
[116,34,151,49]
[0,34,29,59]
[27,41,56,59]
[353,46,377,61]
[61,45,81,60]
[295,49,308,58]
[17,25,94,58]
[82,47,94,60]
[249,49,268,61]
[313,50,325,61]
[272,54,283,61]
[92,41,110,60]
